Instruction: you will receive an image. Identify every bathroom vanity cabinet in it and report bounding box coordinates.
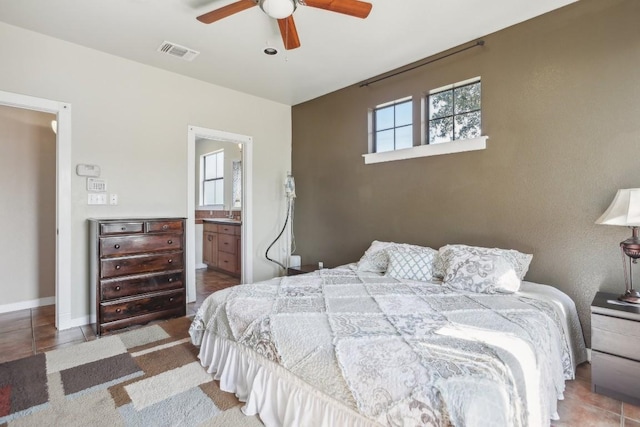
[202,220,241,277]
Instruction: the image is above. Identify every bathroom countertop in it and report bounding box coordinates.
[201,218,242,225]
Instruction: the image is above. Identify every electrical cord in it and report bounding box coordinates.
[265,197,293,271]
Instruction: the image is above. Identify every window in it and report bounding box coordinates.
[373,97,412,153]
[427,79,481,144]
[201,150,224,205]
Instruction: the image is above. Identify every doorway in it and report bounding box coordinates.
[186,126,254,302]
[0,90,72,330]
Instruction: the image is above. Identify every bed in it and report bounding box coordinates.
[189,242,588,427]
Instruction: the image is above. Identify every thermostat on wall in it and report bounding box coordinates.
[76,164,101,177]
[87,178,107,192]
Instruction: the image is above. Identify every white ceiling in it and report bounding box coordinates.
[0,0,576,106]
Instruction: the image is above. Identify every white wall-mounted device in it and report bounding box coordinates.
[87,178,107,192]
[76,164,101,177]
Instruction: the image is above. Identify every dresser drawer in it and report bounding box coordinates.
[218,233,236,255]
[146,220,184,234]
[219,224,240,236]
[100,234,183,257]
[592,313,640,359]
[100,290,184,323]
[100,272,183,301]
[100,222,144,235]
[218,251,237,273]
[100,252,183,278]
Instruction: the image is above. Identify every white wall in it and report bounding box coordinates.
[0,105,56,306]
[0,22,291,322]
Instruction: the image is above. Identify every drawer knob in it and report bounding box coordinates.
[224,242,228,245]
[208,235,212,242]
[162,225,168,230]
[114,244,120,249]
[115,265,121,270]
[121,227,126,231]
[168,278,174,283]
[115,286,121,291]
[167,240,173,245]
[116,308,121,313]
[169,297,174,302]
[168,259,173,263]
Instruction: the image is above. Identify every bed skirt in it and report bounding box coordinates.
[198,330,381,427]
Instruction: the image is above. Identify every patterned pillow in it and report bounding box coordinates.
[437,244,532,280]
[443,254,521,293]
[384,249,438,282]
[357,241,437,274]
[356,241,396,273]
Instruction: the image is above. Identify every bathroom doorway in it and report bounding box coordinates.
[186,126,254,303]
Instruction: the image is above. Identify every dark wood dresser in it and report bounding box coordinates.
[89,218,186,335]
[591,291,640,406]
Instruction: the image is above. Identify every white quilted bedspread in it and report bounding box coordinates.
[190,264,587,426]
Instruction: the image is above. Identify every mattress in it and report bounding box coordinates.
[189,264,587,426]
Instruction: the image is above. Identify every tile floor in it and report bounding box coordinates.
[2,270,640,426]
[0,268,239,364]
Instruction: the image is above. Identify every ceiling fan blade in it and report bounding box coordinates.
[277,16,301,50]
[196,0,257,24]
[303,0,372,19]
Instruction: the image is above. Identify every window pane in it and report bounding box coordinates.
[454,111,481,140]
[214,179,224,205]
[375,129,394,153]
[375,106,394,131]
[395,125,412,149]
[454,82,481,114]
[395,101,412,127]
[216,152,224,178]
[204,154,216,180]
[429,117,453,144]
[203,181,215,205]
[429,90,453,119]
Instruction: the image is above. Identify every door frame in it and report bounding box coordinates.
[186,126,253,300]
[0,90,72,330]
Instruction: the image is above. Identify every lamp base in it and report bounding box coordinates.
[619,289,640,304]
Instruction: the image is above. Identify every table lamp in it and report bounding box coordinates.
[596,188,640,303]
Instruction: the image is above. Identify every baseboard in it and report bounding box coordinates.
[196,263,207,270]
[0,296,55,314]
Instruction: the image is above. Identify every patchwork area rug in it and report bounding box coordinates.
[0,317,264,426]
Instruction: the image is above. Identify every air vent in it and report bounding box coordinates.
[157,41,200,62]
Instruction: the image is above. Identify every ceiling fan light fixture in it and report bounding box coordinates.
[259,0,296,19]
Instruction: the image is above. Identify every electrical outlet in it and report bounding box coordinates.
[110,194,118,205]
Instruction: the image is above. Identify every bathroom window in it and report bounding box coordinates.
[202,150,224,205]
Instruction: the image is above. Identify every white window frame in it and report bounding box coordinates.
[363,77,486,164]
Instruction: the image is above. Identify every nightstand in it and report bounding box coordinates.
[591,291,640,406]
[286,264,321,276]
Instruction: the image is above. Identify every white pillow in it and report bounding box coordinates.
[437,244,532,280]
[443,254,521,293]
[357,241,437,274]
[384,248,438,282]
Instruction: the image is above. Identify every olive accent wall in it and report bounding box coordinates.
[291,0,640,346]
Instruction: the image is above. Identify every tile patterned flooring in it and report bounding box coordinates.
[2,270,640,426]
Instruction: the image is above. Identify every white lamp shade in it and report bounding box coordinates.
[596,188,640,226]
[260,0,295,19]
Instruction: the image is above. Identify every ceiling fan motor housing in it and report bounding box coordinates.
[260,0,297,19]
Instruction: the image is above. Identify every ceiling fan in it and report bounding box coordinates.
[196,0,373,50]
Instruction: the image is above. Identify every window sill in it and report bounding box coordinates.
[362,136,487,165]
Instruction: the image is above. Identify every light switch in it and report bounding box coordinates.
[110,194,118,205]
[88,193,107,205]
